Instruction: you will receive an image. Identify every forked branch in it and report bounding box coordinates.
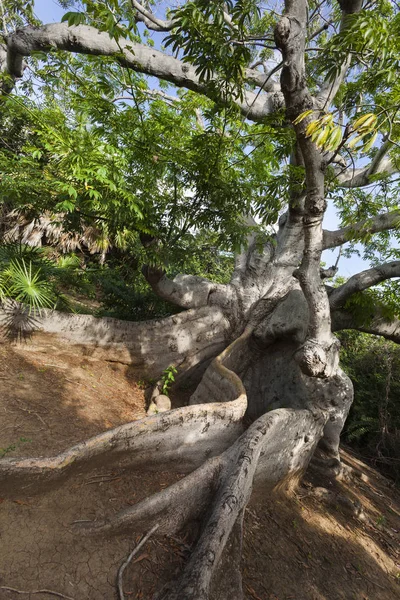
[130,0,174,31]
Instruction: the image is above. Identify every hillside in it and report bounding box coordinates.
[0,336,399,600]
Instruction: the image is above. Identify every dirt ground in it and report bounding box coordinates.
[0,336,399,600]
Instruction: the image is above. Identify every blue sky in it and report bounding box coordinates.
[31,0,369,277]
[34,0,65,22]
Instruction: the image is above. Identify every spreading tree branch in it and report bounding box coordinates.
[337,141,398,188]
[142,265,232,310]
[329,260,400,309]
[332,309,400,344]
[5,23,283,120]
[323,209,400,249]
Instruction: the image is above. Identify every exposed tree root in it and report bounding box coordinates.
[80,454,225,536]
[0,302,229,377]
[0,329,350,600]
[117,524,160,600]
[0,396,245,495]
[0,587,75,600]
[0,328,248,498]
[161,408,324,600]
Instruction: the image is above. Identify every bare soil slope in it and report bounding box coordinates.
[0,337,399,600]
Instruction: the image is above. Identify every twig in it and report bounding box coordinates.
[117,524,159,600]
[85,476,121,485]
[0,587,75,600]
[14,401,48,427]
[71,519,94,524]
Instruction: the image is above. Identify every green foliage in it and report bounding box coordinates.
[0,244,73,310]
[340,332,400,479]
[0,50,287,268]
[165,1,257,99]
[93,266,178,321]
[61,0,140,42]
[161,365,178,395]
[0,0,400,327]
[86,229,235,321]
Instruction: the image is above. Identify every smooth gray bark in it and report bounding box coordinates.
[323,210,400,250]
[5,23,282,121]
[2,0,400,597]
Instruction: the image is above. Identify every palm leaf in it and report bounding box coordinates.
[7,259,56,311]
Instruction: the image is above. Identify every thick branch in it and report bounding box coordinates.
[276,1,335,375]
[6,23,283,121]
[323,210,400,249]
[332,309,400,344]
[143,266,232,310]
[230,216,277,290]
[316,0,363,109]
[329,261,400,309]
[337,142,397,188]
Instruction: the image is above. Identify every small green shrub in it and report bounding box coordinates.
[339,331,400,480]
[161,365,178,395]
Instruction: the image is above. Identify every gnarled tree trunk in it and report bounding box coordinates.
[2,0,395,597]
[0,203,354,599]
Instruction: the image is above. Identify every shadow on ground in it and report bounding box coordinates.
[0,337,398,600]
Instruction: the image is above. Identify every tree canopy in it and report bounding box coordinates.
[0,2,399,341]
[2,4,400,598]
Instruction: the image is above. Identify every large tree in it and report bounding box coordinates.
[1,1,400,598]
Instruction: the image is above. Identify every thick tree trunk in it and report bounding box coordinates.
[0,265,353,598]
[0,0,395,596]
[0,7,358,594]
[0,197,354,600]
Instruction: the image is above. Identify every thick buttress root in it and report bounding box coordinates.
[0,396,246,496]
[0,333,331,600]
[160,407,324,600]
[0,332,249,497]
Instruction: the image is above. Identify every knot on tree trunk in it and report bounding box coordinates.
[295,338,340,378]
[294,340,328,377]
[305,193,327,216]
[274,16,291,48]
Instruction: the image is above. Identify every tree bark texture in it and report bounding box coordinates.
[2,0,395,597]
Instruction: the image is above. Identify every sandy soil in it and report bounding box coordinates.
[0,336,399,600]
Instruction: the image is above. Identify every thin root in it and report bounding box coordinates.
[117,524,160,600]
[0,587,75,600]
